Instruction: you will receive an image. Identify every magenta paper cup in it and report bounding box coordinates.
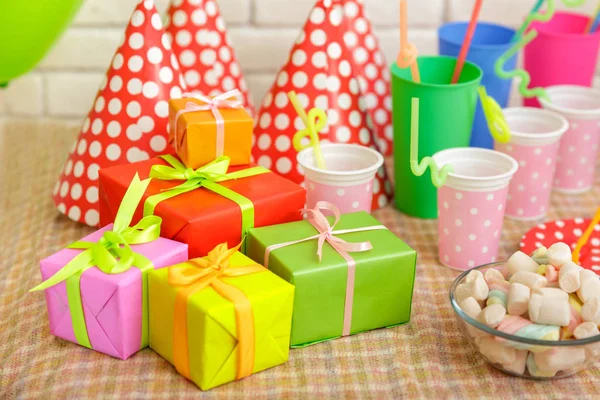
[524,12,600,108]
[540,85,600,194]
[432,148,518,271]
[297,144,384,213]
[494,107,568,221]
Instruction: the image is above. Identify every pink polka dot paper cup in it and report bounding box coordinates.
[494,107,568,221]
[297,143,384,213]
[540,86,600,194]
[432,148,518,271]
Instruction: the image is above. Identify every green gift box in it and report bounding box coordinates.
[245,203,417,347]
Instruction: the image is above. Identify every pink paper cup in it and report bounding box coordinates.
[495,107,568,221]
[524,12,600,108]
[297,144,384,213]
[540,85,600,194]
[432,148,518,271]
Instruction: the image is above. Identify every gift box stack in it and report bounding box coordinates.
[33,0,416,391]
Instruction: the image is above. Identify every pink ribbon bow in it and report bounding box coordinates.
[303,202,374,260]
[174,90,244,156]
[264,201,387,336]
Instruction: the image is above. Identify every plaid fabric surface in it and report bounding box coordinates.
[1,120,600,399]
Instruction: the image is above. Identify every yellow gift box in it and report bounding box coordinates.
[168,91,253,169]
[149,243,294,390]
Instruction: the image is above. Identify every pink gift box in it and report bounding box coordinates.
[39,224,188,359]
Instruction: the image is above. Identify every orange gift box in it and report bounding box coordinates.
[169,93,253,169]
[98,156,306,258]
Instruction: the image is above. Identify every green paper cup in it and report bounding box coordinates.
[392,56,482,219]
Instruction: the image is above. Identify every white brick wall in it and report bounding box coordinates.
[0,0,598,121]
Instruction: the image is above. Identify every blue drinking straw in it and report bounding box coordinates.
[588,5,600,33]
[512,0,544,42]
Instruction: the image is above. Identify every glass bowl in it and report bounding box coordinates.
[450,262,600,379]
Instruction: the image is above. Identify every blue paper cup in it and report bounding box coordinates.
[439,22,517,149]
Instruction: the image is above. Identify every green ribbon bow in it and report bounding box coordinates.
[144,155,269,251]
[31,174,161,349]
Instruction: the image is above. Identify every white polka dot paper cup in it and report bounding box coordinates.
[432,148,518,271]
[540,85,600,194]
[495,107,568,221]
[297,143,384,213]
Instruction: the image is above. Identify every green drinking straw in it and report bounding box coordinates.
[289,91,327,169]
[496,30,549,102]
[409,97,453,188]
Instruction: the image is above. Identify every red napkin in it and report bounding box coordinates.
[521,219,600,275]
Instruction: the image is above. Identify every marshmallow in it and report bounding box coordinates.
[497,315,560,352]
[558,262,581,293]
[545,281,560,289]
[487,284,508,308]
[470,329,491,342]
[538,264,558,283]
[573,321,600,360]
[546,242,572,269]
[459,297,482,319]
[455,283,471,304]
[478,304,506,328]
[456,274,490,304]
[562,294,583,339]
[509,271,548,290]
[527,353,556,378]
[533,347,586,374]
[581,297,600,325]
[574,322,600,361]
[577,270,600,304]
[485,268,507,286]
[546,265,558,283]
[530,246,547,262]
[469,275,490,301]
[503,350,528,375]
[477,336,517,365]
[529,288,570,326]
[507,283,531,316]
[465,269,484,283]
[506,251,540,276]
[574,321,600,339]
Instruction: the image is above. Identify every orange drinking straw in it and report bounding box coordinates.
[451,0,484,84]
[572,207,600,264]
[396,0,420,83]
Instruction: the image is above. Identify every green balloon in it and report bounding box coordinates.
[0,0,83,85]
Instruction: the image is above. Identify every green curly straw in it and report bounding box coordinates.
[513,0,583,42]
[511,0,556,42]
[561,0,586,6]
[409,97,453,188]
[496,30,550,102]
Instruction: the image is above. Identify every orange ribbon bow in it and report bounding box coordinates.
[169,242,266,381]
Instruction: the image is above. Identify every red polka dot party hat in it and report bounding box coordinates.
[165,0,254,114]
[336,0,393,156]
[252,0,393,210]
[52,0,187,227]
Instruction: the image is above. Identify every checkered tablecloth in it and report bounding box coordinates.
[2,120,600,399]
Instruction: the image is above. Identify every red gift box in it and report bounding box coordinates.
[98,157,306,257]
